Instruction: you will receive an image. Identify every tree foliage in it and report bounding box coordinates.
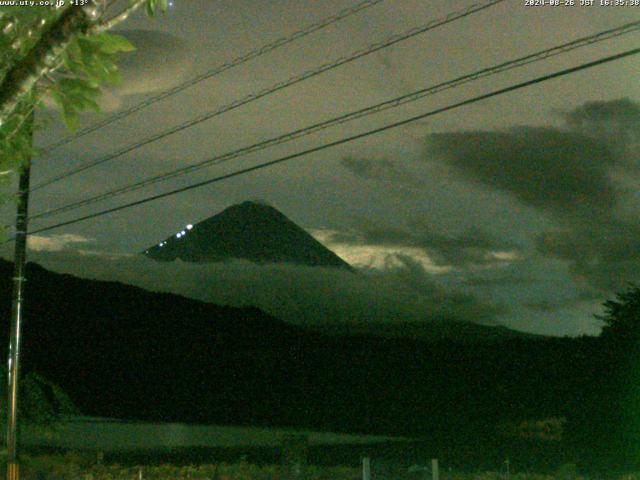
[564,285,640,469]
[0,0,167,445]
[597,284,640,343]
[0,0,169,183]
[0,367,78,439]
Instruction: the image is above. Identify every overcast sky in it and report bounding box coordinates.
[3,0,640,336]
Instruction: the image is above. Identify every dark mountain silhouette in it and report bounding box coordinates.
[0,259,613,470]
[143,201,352,269]
[309,319,536,342]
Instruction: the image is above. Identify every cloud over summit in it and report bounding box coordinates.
[17,249,501,329]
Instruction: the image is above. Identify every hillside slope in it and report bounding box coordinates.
[0,260,588,441]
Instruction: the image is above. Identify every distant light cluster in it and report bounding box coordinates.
[171,224,193,240]
[145,223,196,252]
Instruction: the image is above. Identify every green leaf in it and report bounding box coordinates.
[74,34,128,85]
[63,38,83,70]
[102,63,123,85]
[144,0,168,17]
[144,0,155,17]
[95,32,136,54]
[49,77,103,131]
[58,77,100,96]
[61,102,80,131]
[156,0,169,12]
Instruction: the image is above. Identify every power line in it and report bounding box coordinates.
[42,0,386,152]
[31,0,506,192]
[27,47,640,237]
[28,19,640,222]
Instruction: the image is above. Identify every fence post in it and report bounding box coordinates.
[281,434,308,480]
[362,457,371,480]
[431,459,439,480]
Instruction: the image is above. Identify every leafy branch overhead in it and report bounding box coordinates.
[51,32,136,131]
[0,0,169,174]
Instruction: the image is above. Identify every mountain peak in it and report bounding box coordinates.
[220,201,289,221]
[143,202,353,270]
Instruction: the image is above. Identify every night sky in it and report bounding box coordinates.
[3,0,639,336]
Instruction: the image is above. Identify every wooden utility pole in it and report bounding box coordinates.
[6,113,33,480]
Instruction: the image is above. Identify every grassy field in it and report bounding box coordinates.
[21,417,405,452]
[16,455,362,480]
[6,453,603,480]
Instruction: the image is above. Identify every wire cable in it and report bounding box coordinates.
[28,19,640,222]
[42,0,386,152]
[31,0,506,192]
[26,46,640,236]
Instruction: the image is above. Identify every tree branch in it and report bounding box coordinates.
[91,0,147,34]
[1,103,36,146]
[0,6,93,129]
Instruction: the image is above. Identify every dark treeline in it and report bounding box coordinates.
[0,260,636,473]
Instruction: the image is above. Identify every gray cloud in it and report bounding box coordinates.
[39,30,194,113]
[535,222,640,293]
[521,291,602,314]
[17,248,501,328]
[327,222,518,269]
[462,270,535,288]
[563,98,640,150]
[97,30,194,111]
[27,233,93,252]
[115,30,194,96]
[522,301,563,313]
[426,126,617,222]
[423,99,640,293]
[340,157,421,187]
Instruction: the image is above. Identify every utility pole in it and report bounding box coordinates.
[6,113,33,480]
